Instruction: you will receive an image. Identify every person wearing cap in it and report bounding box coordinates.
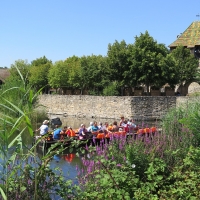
[87,122,93,132]
[35,120,49,136]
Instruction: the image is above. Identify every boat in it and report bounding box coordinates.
[34,126,158,151]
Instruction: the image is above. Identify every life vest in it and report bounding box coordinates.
[96,133,105,139]
[108,125,113,131]
[114,131,126,137]
[137,129,145,134]
[144,128,150,134]
[150,127,156,133]
[67,129,76,137]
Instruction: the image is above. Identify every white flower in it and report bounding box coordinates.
[131,164,136,168]
[87,154,90,159]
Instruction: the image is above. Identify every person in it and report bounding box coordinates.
[53,125,62,140]
[112,121,119,132]
[127,119,137,133]
[35,120,49,136]
[78,124,88,137]
[98,122,104,131]
[91,121,99,135]
[107,123,113,132]
[102,122,109,133]
[119,115,125,127]
[66,127,76,137]
[60,126,68,135]
[87,122,93,132]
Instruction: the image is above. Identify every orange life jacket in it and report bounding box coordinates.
[96,133,105,139]
[67,129,76,137]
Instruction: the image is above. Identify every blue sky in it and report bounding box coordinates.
[0,0,199,67]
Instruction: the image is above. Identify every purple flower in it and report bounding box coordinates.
[116,164,122,167]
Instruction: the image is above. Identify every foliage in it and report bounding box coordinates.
[170,45,199,86]
[80,55,109,94]
[107,40,132,95]
[75,101,200,199]
[128,31,170,94]
[0,66,78,199]
[9,59,31,87]
[102,81,120,96]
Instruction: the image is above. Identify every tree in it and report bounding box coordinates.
[9,59,31,87]
[129,31,169,94]
[80,55,109,95]
[48,60,69,94]
[170,46,199,86]
[107,40,131,95]
[29,56,52,93]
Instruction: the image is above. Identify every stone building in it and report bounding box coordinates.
[169,21,200,65]
[169,21,200,95]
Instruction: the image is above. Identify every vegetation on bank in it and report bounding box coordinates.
[6,31,199,96]
[1,61,200,199]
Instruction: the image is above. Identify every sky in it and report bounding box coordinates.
[0,0,200,68]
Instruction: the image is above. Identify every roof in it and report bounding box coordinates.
[0,68,10,82]
[169,21,200,48]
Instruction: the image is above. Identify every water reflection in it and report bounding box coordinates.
[50,151,82,184]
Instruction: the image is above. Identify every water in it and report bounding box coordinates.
[30,116,160,186]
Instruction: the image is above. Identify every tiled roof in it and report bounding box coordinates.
[169,21,200,48]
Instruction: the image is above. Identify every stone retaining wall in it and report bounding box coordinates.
[38,95,177,120]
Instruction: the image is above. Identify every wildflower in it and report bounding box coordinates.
[131,164,136,168]
[116,164,122,167]
[87,154,90,159]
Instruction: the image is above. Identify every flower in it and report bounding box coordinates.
[116,164,122,167]
[131,164,136,168]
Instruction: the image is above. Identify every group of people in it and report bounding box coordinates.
[35,115,137,140]
[71,115,137,139]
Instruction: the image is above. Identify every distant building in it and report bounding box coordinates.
[169,21,200,95]
[0,68,10,86]
[169,21,200,66]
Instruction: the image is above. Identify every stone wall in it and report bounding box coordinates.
[38,95,177,120]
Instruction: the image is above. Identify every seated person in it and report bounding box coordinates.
[128,119,137,133]
[60,126,68,135]
[87,122,93,132]
[91,121,99,135]
[119,115,125,127]
[35,120,49,137]
[98,122,104,132]
[78,124,87,136]
[107,123,113,132]
[112,121,119,132]
[66,127,76,137]
[102,122,109,133]
[53,125,62,140]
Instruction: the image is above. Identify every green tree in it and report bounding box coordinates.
[9,59,31,87]
[48,60,69,94]
[129,31,169,94]
[29,56,52,93]
[107,40,131,95]
[80,55,109,95]
[170,45,199,86]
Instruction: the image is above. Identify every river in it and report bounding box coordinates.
[31,116,160,186]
